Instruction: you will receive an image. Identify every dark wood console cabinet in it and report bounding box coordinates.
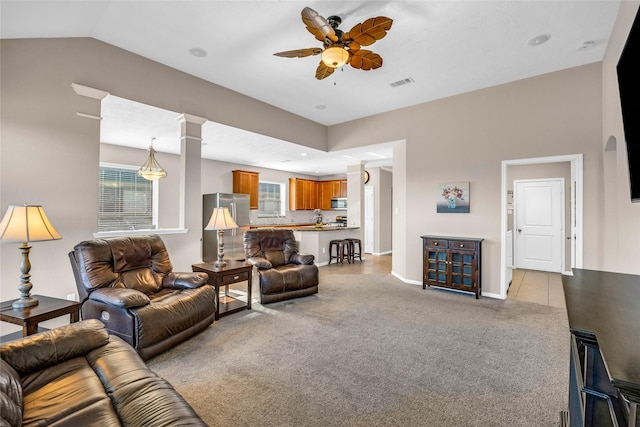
[562,269,640,427]
[421,235,483,299]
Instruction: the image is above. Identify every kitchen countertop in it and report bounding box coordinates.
[250,224,357,231]
[292,226,359,231]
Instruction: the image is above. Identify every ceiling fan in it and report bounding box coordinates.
[274,7,393,80]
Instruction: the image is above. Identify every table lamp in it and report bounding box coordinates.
[0,204,62,309]
[204,207,238,267]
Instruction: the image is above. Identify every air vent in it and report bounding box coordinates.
[390,77,414,88]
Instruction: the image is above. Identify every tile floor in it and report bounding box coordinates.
[507,268,566,308]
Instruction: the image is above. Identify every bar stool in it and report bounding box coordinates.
[345,238,362,262]
[329,239,351,264]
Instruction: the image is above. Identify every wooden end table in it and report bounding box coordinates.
[0,295,81,342]
[192,260,253,320]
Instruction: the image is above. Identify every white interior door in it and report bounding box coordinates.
[364,186,374,253]
[514,179,564,272]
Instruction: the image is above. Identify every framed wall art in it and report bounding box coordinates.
[437,181,470,213]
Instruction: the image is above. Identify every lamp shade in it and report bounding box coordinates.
[321,45,349,68]
[205,207,238,231]
[0,205,62,243]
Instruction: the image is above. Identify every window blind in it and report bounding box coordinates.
[98,165,155,231]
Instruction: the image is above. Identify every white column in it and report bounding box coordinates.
[347,162,365,244]
[175,113,207,231]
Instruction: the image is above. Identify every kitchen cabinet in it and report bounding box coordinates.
[289,178,318,210]
[290,178,347,210]
[421,235,483,299]
[232,170,259,209]
[319,181,334,210]
[339,180,347,197]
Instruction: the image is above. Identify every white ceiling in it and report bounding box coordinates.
[1,1,621,176]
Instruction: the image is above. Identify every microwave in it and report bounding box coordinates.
[331,198,347,210]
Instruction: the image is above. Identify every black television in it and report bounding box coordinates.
[616,7,640,202]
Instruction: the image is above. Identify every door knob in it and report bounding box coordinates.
[517,229,522,233]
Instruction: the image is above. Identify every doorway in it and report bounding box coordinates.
[499,154,583,300]
[514,178,564,273]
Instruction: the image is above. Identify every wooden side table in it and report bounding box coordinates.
[192,260,253,320]
[0,295,81,342]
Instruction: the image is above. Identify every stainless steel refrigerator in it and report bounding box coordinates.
[202,193,251,262]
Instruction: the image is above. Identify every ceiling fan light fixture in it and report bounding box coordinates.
[322,45,349,68]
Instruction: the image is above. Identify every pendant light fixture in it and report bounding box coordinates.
[138,137,167,180]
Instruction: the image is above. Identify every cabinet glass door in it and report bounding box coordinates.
[449,250,475,289]
[426,249,448,285]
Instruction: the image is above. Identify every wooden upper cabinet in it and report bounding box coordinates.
[233,170,259,209]
[339,180,347,198]
[290,178,346,210]
[289,178,320,210]
[319,181,333,210]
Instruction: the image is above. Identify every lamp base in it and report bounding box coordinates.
[12,296,39,309]
[214,260,227,267]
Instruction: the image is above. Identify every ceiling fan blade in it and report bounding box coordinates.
[302,7,339,43]
[349,50,383,71]
[315,61,336,80]
[343,16,393,47]
[274,48,322,58]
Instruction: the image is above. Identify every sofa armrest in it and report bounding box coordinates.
[163,272,208,289]
[247,257,273,269]
[89,288,150,308]
[0,319,109,375]
[0,358,22,427]
[291,253,315,265]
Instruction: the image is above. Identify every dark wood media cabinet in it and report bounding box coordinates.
[421,235,483,299]
[562,269,640,427]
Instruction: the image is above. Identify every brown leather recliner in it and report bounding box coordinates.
[243,228,319,304]
[69,234,216,360]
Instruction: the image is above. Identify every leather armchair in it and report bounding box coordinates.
[243,228,319,304]
[69,234,216,360]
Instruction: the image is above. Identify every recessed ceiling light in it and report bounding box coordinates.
[188,47,207,58]
[301,153,308,157]
[315,105,327,110]
[527,34,551,47]
[578,40,597,51]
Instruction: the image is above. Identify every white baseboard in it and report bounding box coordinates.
[371,250,392,256]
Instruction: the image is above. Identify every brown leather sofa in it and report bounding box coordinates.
[0,319,206,427]
[69,234,216,360]
[243,228,319,304]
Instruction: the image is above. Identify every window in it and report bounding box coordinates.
[98,164,158,232]
[258,181,285,217]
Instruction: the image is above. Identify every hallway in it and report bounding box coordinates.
[507,268,565,308]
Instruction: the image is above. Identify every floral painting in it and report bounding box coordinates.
[437,182,470,213]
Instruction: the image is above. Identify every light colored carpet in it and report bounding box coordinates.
[149,270,569,426]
